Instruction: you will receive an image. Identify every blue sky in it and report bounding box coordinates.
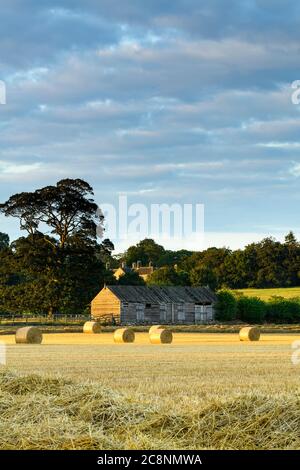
[1,0,300,252]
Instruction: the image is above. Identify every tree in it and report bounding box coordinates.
[183,247,230,289]
[0,179,103,247]
[0,179,108,316]
[97,238,118,268]
[147,266,189,286]
[0,234,59,315]
[0,233,106,316]
[124,239,165,266]
[285,231,298,245]
[282,232,300,286]
[117,271,145,286]
[181,234,300,290]
[0,233,9,251]
[156,249,193,267]
[254,238,286,287]
[99,238,114,258]
[190,264,218,290]
[222,250,248,289]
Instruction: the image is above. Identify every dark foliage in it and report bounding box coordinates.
[236,296,267,323]
[215,290,237,321]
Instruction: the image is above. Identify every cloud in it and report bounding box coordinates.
[0,160,41,176]
[258,142,300,149]
[289,163,300,177]
[1,1,300,249]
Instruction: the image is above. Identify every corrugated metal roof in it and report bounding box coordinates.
[107,285,217,304]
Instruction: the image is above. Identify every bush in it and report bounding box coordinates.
[215,290,237,321]
[265,297,300,323]
[237,296,266,323]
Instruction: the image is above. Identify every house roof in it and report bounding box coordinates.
[135,266,154,275]
[113,266,133,274]
[107,285,217,304]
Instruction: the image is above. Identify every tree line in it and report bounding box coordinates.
[121,234,300,290]
[0,178,299,317]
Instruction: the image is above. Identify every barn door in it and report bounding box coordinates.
[195,304,206,323]
[136,304,145,322]
[177,304,185,322]
[159,303,167,322]
[206,305,213,321]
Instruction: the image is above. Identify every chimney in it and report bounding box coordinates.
[137,260,142,268]
[132,262,137,269]
[105,261,110,270]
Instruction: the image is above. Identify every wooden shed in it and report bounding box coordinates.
[91,285,217,325]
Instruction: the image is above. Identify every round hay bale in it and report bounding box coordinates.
[149,325,164,334]
[114,328,135,343]
[239,326,260,342]
[83,321,102,334]
[15,327,43,344]
[149,328,173,344]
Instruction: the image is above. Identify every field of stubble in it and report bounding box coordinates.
[0,332,300,450]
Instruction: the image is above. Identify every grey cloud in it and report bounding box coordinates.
[1,1,300,245]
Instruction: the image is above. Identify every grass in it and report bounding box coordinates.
[233,287,300,300]
[0,317,88,326]
[3,323,300,336]
[1,332,300,449]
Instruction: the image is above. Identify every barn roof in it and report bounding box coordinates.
[107,285,217,304]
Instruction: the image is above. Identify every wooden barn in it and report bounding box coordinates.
[91,285,217,325]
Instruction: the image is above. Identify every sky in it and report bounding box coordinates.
[1,0,300,252]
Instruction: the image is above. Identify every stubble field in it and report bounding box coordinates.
[0,332,300,450]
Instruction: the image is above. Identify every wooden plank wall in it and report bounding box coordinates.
[120,302,207,324]
[91,287,215,324]
[91,288,121,322]
[121,302,161,324]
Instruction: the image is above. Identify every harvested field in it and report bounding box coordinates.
[0,332,300,449]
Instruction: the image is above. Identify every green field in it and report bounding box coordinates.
[233,287,300,301]
[1,332,300,449]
